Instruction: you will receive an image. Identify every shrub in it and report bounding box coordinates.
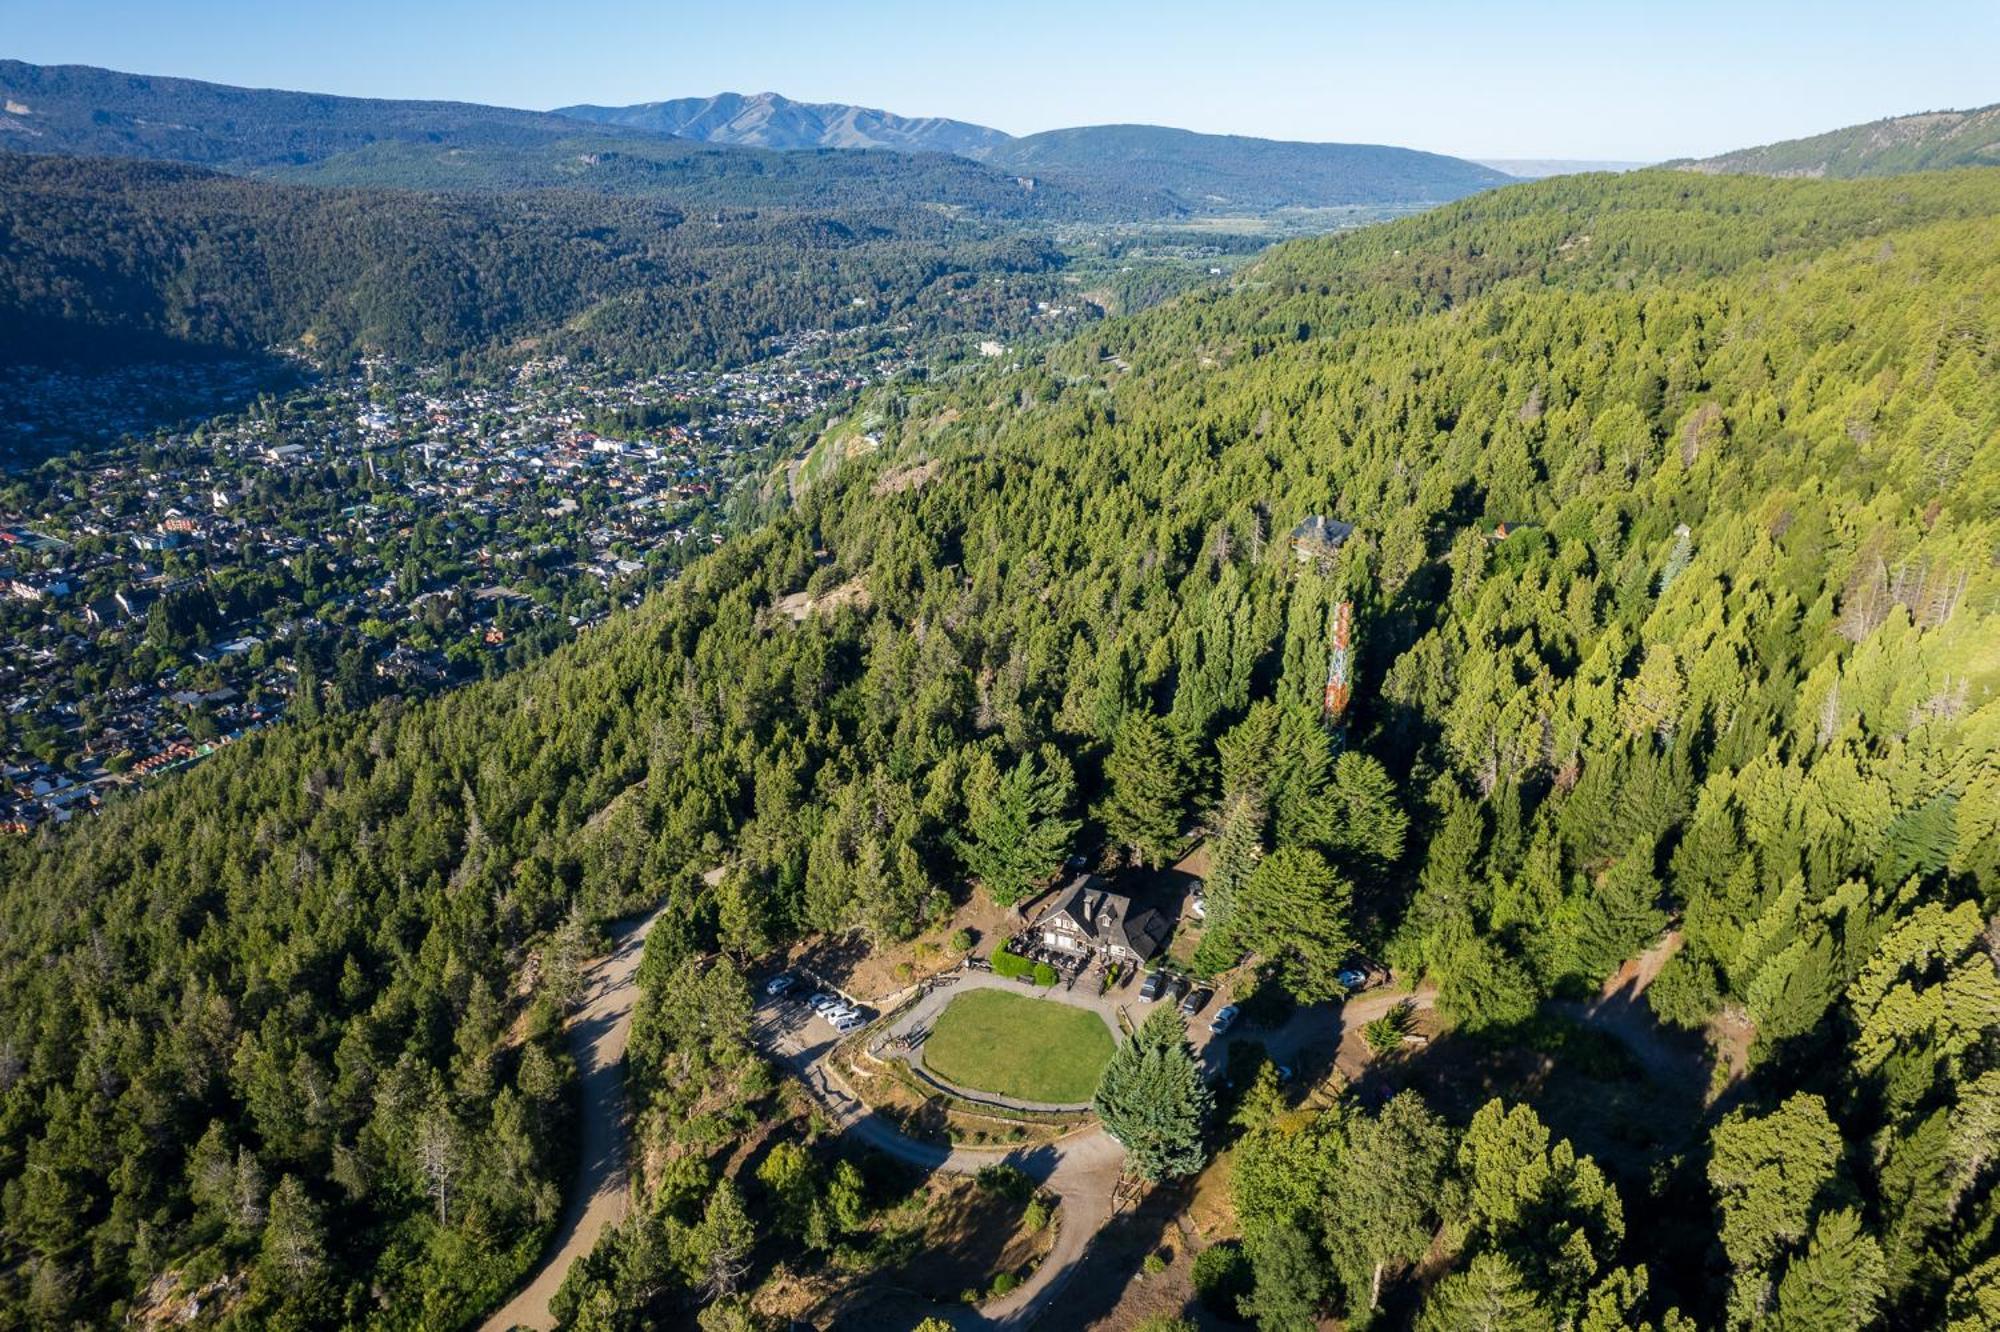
[1647,951,1722,1029]
[975,1162,1033,1200]
[989,1271,1021,1297]
[950,928,975,953]
[1363,999,1415,1055]
[1022,1197,1051,1232]
[1031,961,1059,987]
[1142,1251,1169,1276]
[992,944,1032,980]
[1191,1241,1253,1320]
[1191,930,1243,978]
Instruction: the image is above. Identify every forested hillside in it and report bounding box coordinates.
[0,154,1067,368]
[1677,101,2000,178]
[978,123,1513,209]
[0,61,1169,221]
[2,167,1997,1329]
[0,59,638,169]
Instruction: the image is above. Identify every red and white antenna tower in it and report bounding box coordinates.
[1322,600,1353,724]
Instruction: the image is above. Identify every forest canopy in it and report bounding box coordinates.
[1,166,1997,1328]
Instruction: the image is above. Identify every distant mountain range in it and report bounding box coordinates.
[1674,102,2000,178]
[557,90,1010,156]
[0,60,1512,220]
[1473,159,1648,178]
[0,59,637,168]
[0,61,1173,220]
[561,93,1512,210]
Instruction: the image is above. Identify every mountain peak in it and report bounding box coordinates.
[555,91,1013,155]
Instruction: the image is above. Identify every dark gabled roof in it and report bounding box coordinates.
[1041,873,1169,962]
[1291,514,1355,549]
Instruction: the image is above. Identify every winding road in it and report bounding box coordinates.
[754,972,1436,1328]
[485,921,1680,1332]
[481,903,667,1332]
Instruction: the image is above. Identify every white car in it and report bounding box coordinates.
[832,1010,868,1033]
[808,992,842,1014]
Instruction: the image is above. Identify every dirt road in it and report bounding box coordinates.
[481,904,666,1332]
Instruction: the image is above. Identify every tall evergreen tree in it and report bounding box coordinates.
[1234,846,1356,1001]
[1097,709,1188,867]
[953,750,1080,906]
[1093,1006,1212,1181]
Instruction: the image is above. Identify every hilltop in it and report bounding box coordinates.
[556,89,1010,156]
[1674,101,2000,177]
[976,122,1513,209]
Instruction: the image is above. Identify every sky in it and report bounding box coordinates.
[5,0,1997,161]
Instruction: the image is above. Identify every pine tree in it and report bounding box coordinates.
[1457,1099,1624,1317]
[1093,1006,1212,1181]
[693,1180,756,1299]
[1243,1221,1326,1332]
[1203,787,1267,931]
[259,1174,329,1314]
[1709,1093,1844,1322]
[953,750,1080,906]
[1770,1208,1886,1332]
[1234,846,1356,1001]
[1573,856,1666,980]
[1097,710,1187,867]
[1326,1091,1457,1314]
[1418,1251,1556,1332]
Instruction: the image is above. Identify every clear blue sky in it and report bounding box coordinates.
[5,0,1996,160]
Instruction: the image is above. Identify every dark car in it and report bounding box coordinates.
[1179,986,1213,1017]
[1139,970,1166,1001]
[1167,974,1191,1004]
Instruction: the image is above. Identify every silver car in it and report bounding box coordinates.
[1209,1003,1241,1035]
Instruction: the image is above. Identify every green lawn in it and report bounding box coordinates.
[921,988,1118,1105]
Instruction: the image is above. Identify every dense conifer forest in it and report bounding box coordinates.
[0,155,1075,370]
[1,166,1997,1329]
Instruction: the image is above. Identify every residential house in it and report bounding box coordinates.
[1034,874,1170,965]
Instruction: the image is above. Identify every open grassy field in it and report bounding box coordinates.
[922,989,1117,1105]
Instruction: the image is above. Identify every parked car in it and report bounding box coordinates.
[1179,986,1213,1017]
[765,973,798,997]
[832,1010,868,1033]
[1188,891,1207,921]
[824,1001,859,1022]
[1337,967,1369,991]
[1210,1004,1241,1035]
[809,992,842,1014]
[1167,974,1191,1003]
[1139,971,1166,1002]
